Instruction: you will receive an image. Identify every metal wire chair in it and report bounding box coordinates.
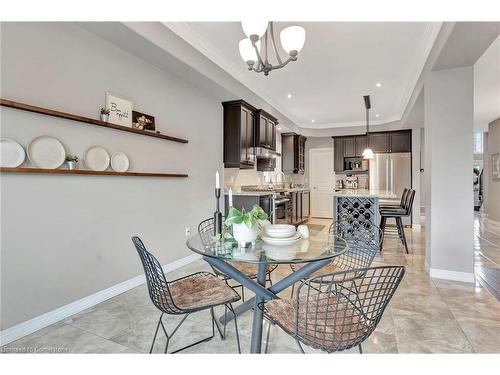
[132,236,241,353]
[260,266,405,353]
[198,217,277,301]
[289,219,383,296]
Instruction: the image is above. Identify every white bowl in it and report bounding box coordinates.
[263,224,296,238]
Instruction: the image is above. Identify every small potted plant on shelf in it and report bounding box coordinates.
[100,107,110,122]
[65,154,79,170]
[225,205,268,246]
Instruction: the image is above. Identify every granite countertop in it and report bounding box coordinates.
[224,186,310,196]
[333,189,397,199]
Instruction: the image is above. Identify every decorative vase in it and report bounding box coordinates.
[67,161,77,170]
[100,114,109,122]
[232,222,259,246]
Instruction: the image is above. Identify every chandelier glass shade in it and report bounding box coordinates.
[239,21,305,76]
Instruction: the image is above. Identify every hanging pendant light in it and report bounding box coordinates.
[239,21,305,76]
[362,95,374,159]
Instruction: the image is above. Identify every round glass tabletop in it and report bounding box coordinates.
[186,231,348,264]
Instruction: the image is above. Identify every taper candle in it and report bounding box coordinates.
[216,170,220,189]
[228,188,233,207]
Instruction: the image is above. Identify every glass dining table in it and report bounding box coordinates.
[186,230,348,353]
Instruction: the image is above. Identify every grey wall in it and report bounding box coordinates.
[486,118,500,221]
[424,66,474,277]
[0,23,223,329]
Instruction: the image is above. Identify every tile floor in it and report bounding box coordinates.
[3,216,500,354]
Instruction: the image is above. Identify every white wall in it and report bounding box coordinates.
[424,66,474,281]
[0,23,223,329]
[411,128,422,226]
[486,118,500,222]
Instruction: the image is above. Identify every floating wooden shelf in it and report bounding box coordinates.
[0,98,188,144]
[0,167,188,178]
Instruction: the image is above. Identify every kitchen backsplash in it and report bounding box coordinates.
[224,167,305,189]
[335,173,369,189]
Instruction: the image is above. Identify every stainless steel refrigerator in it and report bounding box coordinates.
[369,153,412,226]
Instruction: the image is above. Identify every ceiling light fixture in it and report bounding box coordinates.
[311,119,315,123]
[362,95,374,160]
[239,21,305,76]
[375,114,380,117]
[287,93,292,98]
[376,82,382,87]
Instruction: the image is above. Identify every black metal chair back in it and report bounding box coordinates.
[295,266,405,352]
[198,218,228,278]
[328,219,383,271]
[403,189,415,215]
[132,236,182,314]
[399,188,409,207]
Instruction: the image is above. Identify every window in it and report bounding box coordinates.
[473,132,484,154]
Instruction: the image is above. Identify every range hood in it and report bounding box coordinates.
[255,147,281,158]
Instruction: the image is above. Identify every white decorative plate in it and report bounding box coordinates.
[27,136,65,169]
[84,146,110,171]
[110,152,129,172]
[0,138,25,167]
[262,233,301,246]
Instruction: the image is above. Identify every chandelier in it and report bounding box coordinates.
[239,21,305,76]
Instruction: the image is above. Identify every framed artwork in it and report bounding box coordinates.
[105,92,133,127]
[492,153,500,181]
[132,110,155,131]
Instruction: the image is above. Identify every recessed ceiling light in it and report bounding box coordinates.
[277,127,282,130]
[311,119,315,123]
[287,93,292,98]
[375,114,380,117]
[376,82,382,87]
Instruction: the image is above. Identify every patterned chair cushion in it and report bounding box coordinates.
[263,295,371,351]
[168,273,240,311]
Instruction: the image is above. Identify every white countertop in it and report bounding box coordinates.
[333,189,397,199]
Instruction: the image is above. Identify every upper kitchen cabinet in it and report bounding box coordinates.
[368,133,390,153]
[255,110,278,151]
[282,132,307,174]
[223,100,256,169]
[355,136,367,157]
[334,138,345,173]
[389,130,411,153]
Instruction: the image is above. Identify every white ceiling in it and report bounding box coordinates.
[474,34,500,132]
[164,22,441,130]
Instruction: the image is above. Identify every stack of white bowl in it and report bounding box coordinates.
[262,224,301,246]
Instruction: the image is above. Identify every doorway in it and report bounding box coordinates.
[309,148,334,218]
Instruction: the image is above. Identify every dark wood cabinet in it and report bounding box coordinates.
[255,110,277,150]
[301,191,310,219]
[223,100,256,169]
[224,194,272,218]
[344,138,356,157]
[282,133,307,174]
[334,138,344,172]
[368,133,390,153]
[355,136,367,157]
[389,131,411,153]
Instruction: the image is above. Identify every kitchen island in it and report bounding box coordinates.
[333,189,397,226]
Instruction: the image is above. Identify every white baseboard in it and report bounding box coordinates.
[429,267,475,283]
[0,253,201,346]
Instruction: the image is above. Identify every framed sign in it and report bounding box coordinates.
[105,92,133,127]
[492,153,500,181]
[132,110,155,131]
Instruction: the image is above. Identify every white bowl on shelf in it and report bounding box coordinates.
[263,224,296,238]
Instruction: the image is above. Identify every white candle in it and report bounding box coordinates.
[216,170,220,189]
[228,188,233,207]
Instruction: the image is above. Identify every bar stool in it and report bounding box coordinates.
[380,188,409,210]
[379,189,415,254]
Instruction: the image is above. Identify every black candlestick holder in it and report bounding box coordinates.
[214,188,223,236]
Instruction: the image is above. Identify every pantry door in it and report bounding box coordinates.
[309,148,334,218]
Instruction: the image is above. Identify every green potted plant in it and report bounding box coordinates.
[225,205,268,245]
[65,154,79,170]
[100,107,110,122]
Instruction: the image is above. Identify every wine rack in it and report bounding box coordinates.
[335,197,378,225]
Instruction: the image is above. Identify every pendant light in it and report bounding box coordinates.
[362,95,374,159]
